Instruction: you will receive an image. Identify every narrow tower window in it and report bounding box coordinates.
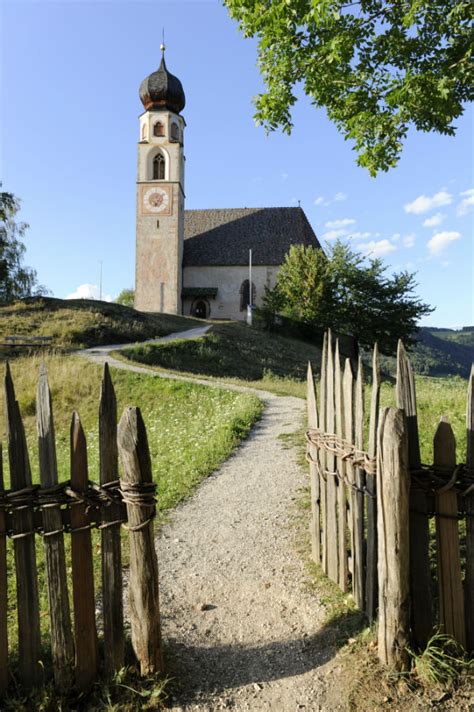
[153,153,165,180]
[170,123,180,141]
[141,123,148,140]
[153,121,165,137]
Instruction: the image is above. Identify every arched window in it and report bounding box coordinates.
[240,280,256,311]
[153,152,165,180]
[153,121,165,137]
[170,122,179,141]
[141,123,148,140]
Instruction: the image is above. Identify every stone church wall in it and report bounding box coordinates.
[182,265,278,320]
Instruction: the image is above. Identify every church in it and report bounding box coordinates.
[135,48,321,320]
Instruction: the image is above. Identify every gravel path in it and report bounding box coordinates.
[79,332,335,711]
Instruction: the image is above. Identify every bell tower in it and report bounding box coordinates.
[135,45,186,314]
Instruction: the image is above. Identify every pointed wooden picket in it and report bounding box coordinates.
[343,359,355,582]
[396,341,432,647]
[353,357,365,610]
[5,363,41,688]
[307,362,320,563]
[335,341,347,591]
[466,366,474,651]
[37,364,74,687]
[326,331,339,583]
[0,445,7,696]
[319,333,328,573]
[365,344,380,621]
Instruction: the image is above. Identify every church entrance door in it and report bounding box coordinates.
[192,300,208,319]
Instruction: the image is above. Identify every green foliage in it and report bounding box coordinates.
[0,188,47,302]
[224,0,474,174]
[263,242,432,355]
[407,632,473,688]
[116,287,135,308]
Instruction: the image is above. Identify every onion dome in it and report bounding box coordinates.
[139,45,186,114]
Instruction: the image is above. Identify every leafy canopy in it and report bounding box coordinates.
[262,241,433,354]
[0,189,46,302]
[224,0,473,174]
[116,287,135,308]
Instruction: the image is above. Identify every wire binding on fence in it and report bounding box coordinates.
[0,479,157,538]
[306,428,377,474]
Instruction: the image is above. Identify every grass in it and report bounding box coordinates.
[0,297,201,350]
[119,321,324,397]
[0,353,263,706]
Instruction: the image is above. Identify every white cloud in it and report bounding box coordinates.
[349,231,372,240]
[427,231,461,256]
[357,239,397,258]
[404,190,452,214]
[66,283,113,302]
[314,192,348,207]
[403,234,416,248]
[422,212,445,228]
[457,188,474,216]
[391,233,401,242]
[322,228,348,240]
[325,218,356,229]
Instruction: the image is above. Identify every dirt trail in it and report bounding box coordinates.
[79,334,339,711]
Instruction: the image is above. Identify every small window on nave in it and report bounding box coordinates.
[153,121,165,137]
[152,152,165,180]
[141,124,148,140]
[170,123,179,141]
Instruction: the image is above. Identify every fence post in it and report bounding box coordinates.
[396,341,432,648]
[70,412,99,692]
[37,364,74,687]
[377,407,410,670]
[353,357,365,609]
[466,366,474,651]
[118,406,163,675]
[5,363,42,688]
[99,363,125,675]
[335,341,347,591]
[343,359,355,585]
[0,445,7,696]
[307,362,320,564]
[365,344,380,622]
[326,331,339,583]
[319,333,328,573]
[434,418,466,647]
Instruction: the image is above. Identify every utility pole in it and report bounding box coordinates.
[99,261,103,301]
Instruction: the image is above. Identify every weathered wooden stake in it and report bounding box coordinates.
[70,412,98,692]
[37,364,74,687]
[396,340,432,647]
[0,445,8,696]
[353,357,365,609]
[434,418,466,648]
[5,363,41,688]
[466,365,474,651]
[377,407,410,671]
[118,407,163,675]
[365,344,380,622]
[335,341,347,591]
[343,359,355,583]
[326,331,339,583]
[307,361,320,563]
[99,363,124,675]
[319,333,328,573]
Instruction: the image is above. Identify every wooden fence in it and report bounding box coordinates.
[307,331,474,669]
[0,362,162,695]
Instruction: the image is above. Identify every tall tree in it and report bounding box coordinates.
[224,0,473,174]
[0,189,47,302]
[263,242,433,353]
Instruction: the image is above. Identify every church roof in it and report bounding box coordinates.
[139,52,186,114]
[183,207,321,267]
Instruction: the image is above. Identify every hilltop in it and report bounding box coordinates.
[0,297,200,349]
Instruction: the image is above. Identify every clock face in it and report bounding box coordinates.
[142,186,170,214]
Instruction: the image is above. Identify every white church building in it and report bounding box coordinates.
[135,48,321,320]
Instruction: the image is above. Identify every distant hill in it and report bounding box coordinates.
[378,326,474,378]
[0,297,200,350]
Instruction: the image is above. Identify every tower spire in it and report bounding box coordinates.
[160,28,166,59]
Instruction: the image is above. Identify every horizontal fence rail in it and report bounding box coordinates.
[0,362,163,696]
[307,331,474,669]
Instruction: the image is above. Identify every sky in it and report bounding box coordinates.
[1,0,473,327]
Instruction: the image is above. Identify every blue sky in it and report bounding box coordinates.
[1,0,473,327]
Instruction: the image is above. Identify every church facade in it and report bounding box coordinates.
[135,49,321,320]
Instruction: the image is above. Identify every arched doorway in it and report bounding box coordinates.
[192,299,209,319]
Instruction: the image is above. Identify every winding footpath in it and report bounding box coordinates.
[79,330,339,711]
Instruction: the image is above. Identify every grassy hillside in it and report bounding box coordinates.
[120,320,324,397]
[0,297,200,350]
[377,327,474,378]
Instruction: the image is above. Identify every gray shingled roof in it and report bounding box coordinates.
[183,207,321,267]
